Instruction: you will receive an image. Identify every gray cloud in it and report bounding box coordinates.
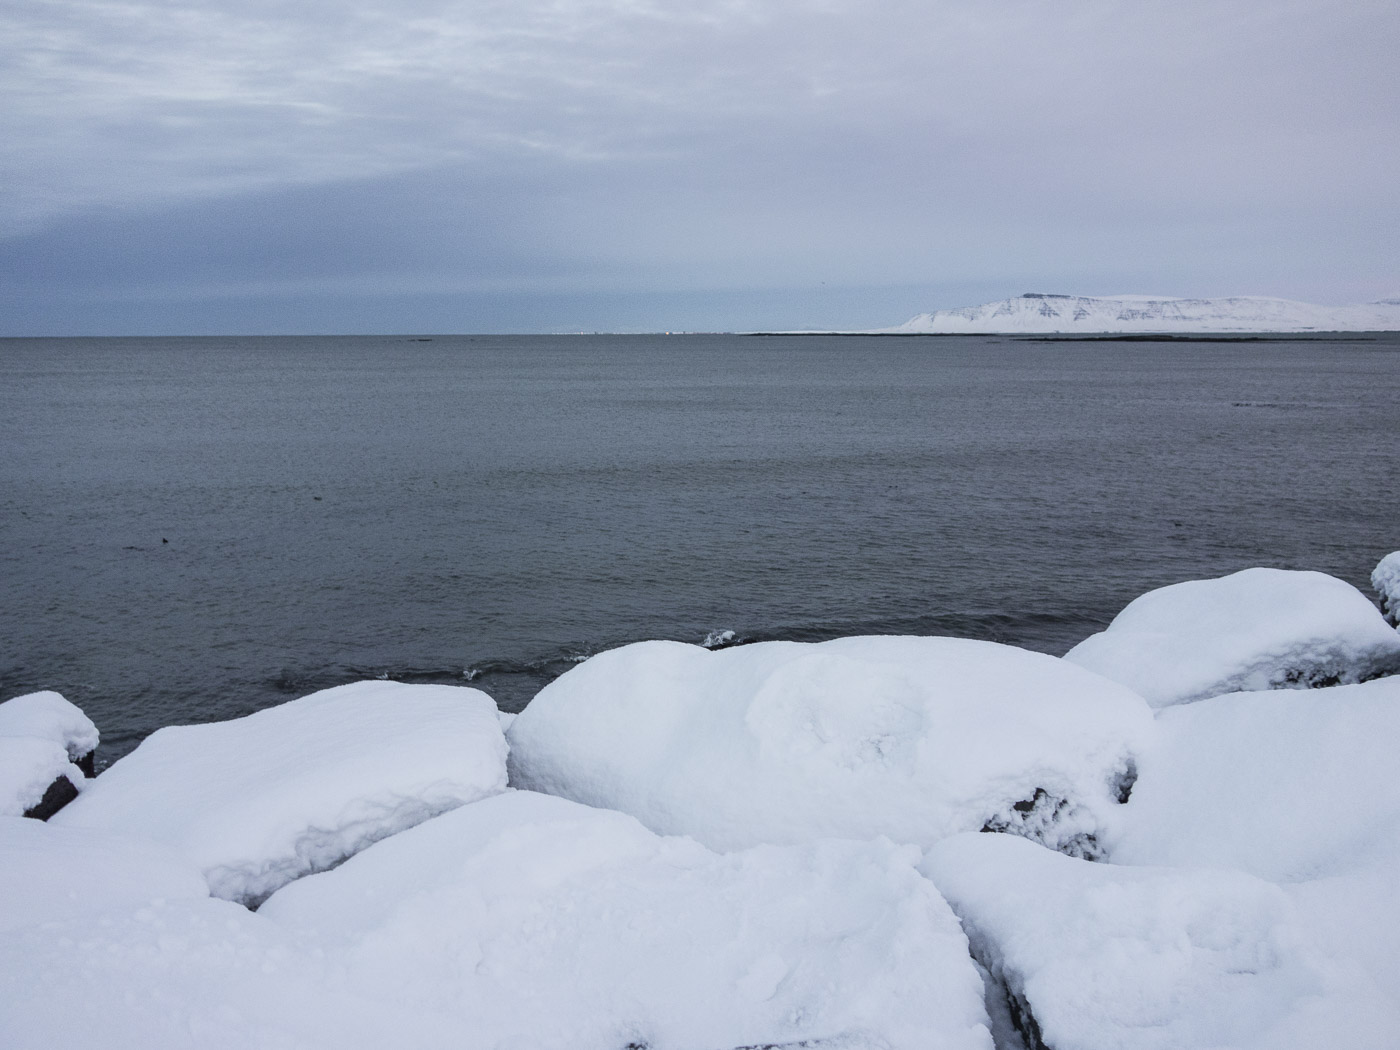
[3,0,1397,332]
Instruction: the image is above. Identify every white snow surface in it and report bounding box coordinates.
[0,737,84,816]
[0,794,993,1050]
[262,790,993,1050]
[922,833,1357,1050]
[52,680,508,905]
[876,293,1400,334]
[1105,678,1400,1046]
[1064,568,1400,708]
[0,689,99,760]
[1373,550,1400,625]
[507,636,1153,855]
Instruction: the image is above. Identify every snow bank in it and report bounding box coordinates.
[262,790,993,1050]
[508,636,1153,855]
[1065,568,1400,708]
[52,681,507,906]
[1108,678,1400,1045]
[1373,551,1400,626]
[923,833,1343,1050]
[0,690,99,764]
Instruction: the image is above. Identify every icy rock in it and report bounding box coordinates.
[923,833,1335,1050]
[1373,551,1400,627]
[1065,568,1400,708]
[0,737,85,818]
[261,790,994,1050]
[507,636,1153,855]
[52,681,507,906]
[0,690,99,773]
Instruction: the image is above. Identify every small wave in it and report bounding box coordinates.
[701,629,737,649]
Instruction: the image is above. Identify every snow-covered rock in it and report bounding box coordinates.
[1373,551,1400,626]
[0,690,99,771]
[877,293,1400,334]
[923,833,1346,1050]
[0,737,85,818]
[1108,678,1400,1045]
[0,690,98,817]
[262,790,993,1050]
[508,636,1153,856]
[1064,568,1400,708]
[52,681,508,906]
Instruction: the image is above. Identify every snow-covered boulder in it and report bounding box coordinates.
[923,833,1342,1050]
[1065,568,1400,708]
[1374,551,1400,626]
[52,681,507,906]
[0,690,99,817]
[1109,678,1400,1044]
[0,690,99,773]
[262,790,994,1050]
[0,737,85,819]
[508,636,1153,856]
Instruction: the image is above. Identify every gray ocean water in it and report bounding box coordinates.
[3,333,1397,764]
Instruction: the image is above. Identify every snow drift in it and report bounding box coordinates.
[507,636,1153,856]
[1064,568,1400,708]
[52,680,507,906]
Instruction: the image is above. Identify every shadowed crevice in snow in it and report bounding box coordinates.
[980,789,1103,861]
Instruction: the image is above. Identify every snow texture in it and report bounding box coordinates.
[877,293,1400,334]
[52,680,508,906]
[0,689,99,761]
[1373,550,1400,626]
[262,790,993,1050]
[508,636,1153,855]
[923,833,1342,1050]
[1064,568,1400,708]
[0,737,84,817]
[1106,678,1400,1047]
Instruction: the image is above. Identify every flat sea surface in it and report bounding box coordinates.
[3,333,1397,764]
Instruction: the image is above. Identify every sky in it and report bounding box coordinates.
[2,0,1397,335]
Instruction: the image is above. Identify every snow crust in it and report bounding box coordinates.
[52,681,507,905]
[262,790,993,1050]
[1373,550,1400,626]
[508,636,1153,855]
[1064,568,1400,708]
[0,689,99,761]
[923,833,1348,1050]
[878,293,1400,334]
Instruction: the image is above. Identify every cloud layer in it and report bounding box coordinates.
[3,0,1397,332]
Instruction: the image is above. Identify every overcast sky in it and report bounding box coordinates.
[2,0,1397,334]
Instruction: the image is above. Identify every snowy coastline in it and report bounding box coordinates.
[793,294,1400,335]
[3,557,1399,1049]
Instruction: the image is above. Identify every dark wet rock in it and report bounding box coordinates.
[23,773,80,821]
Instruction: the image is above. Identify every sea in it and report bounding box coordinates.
[3,333,1397,765]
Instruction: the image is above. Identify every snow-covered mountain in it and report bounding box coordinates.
[877,294,1400,334]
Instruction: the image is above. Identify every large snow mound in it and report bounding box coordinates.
[0,689,99,761]
[1373,550,1400,626]
[877,293,1400,334]
[508,636,1153,855]
[1108,678,1400,1045]
[52,681,507,906]
[1110,676,1400,882]
[0,737,85,817]
[923,833,1343,1050]
[1064,568,1400,708]
[262,790,993,1050]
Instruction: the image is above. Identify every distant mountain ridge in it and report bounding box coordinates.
[877,294,1400,334]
